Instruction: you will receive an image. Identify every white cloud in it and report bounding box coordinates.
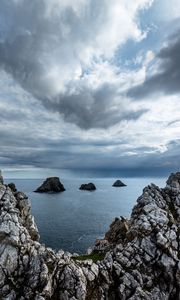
[0,0,153,99]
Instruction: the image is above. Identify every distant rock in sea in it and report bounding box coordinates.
[79,182,96,191]
[112,179,126,187]
[34,177,65,193]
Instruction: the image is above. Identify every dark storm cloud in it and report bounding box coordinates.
[0,123,179,177]
[0,0,146,129]
[66,139,180,177]
[46,84,147,129]
[128,29,180,99]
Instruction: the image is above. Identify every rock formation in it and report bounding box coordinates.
[34,177,65,193]
[0,171,180,299]
[79,182,96,191]
[0,170,3,184]
[7,182,17,192]
[112,179,126,187]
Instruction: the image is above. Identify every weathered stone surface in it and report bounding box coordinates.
[0,170,3,184]
[112,180,126,187]
[7,182,17,192]
[34,177,65,193]
[79,182,96,191]
[0,172,180,299]
[105,217,129,244]
[166,172,180,192]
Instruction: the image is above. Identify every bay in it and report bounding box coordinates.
[7,177,166,253]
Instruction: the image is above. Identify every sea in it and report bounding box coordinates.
[6,177,166,254]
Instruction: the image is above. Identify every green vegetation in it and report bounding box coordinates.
[72,251,105,263]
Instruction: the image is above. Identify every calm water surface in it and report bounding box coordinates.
[6,177,166,253]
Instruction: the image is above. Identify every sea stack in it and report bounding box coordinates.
[34,177,65,193]
[112,179,126,187]
[79,182,96,191]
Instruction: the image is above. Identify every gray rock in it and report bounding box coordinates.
[34,177,65,193]
[79,182,96,191]
[7,182,17,192]
[166,171,180,192]
[112,180,126,187]
[0,170,3,184]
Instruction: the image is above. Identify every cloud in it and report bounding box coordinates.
[0,0,179,177]
[0,69,179,178]
[127,29,180,99]
[46,83,148,129]
[0,0,152,128]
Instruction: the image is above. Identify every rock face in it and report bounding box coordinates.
[166,171,180,191]
[34,177,65,193]
[79,182,96,191]
[105,217,129,244]
[0,170,3,184]
[112,179,126,187]
[0,172,180,299]
[7,182,17,192]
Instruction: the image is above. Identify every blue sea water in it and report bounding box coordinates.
[6,177,166,253]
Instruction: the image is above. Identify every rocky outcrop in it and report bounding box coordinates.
[0,170,3,184]
[0,172,180,299]
[79,182,96,191]
[166,171,180,191]
[34,177,65,193]
[112,179,126,187]
[7,182,17,192]
[105,216,129,244]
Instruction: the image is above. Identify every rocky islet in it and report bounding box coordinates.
[112,179,126,187]
[79,182,96,191]
[34,177,66,193]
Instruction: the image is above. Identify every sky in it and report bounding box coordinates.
[0,0,180,178]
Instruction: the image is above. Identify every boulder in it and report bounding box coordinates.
[7,182,17,192]
[112,179,126,187]
[34,177,65,193]
[79,182,96,191]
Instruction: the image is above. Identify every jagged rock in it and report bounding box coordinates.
[34,177,65,193]
[92,239,110,252]
[0,171,180,299]
[7,182,17,192]
[0,170,3,184]
[79,182,96,191]
[166,172,180,191]
[105,217,129,244]
[112,180,126,187]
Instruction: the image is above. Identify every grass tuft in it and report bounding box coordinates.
[72,251,105,263]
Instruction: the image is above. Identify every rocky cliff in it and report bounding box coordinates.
[0,172,179,299]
